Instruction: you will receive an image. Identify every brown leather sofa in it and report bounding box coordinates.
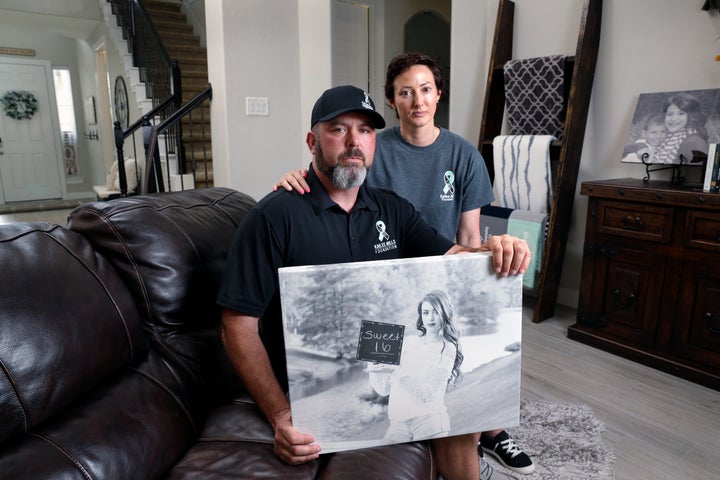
[0,188,434,479]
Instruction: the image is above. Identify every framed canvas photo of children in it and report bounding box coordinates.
[622,88,720,165]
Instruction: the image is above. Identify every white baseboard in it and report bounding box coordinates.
[64,191,96,201]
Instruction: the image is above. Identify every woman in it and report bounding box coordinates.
[367,290,463,442]
[276,52,535,477]
[654,92,708,165]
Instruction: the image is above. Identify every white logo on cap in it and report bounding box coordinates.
[362,92,372,110]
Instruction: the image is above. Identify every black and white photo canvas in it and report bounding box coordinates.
[621,88,720,165]
[278,253,522,453]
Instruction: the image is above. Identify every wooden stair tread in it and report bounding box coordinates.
[177,58,208,67]
[151,18,192,30]
[165,45,207,55]
[143,0,181,11]
[157,34,200,45]
[155,23,193,34]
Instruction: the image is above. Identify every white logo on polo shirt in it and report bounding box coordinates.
[373,220,397,254]
[440,170,455,202]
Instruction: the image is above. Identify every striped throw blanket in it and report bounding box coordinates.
[492,135,555,214]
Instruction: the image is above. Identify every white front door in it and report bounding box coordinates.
[0,59,63,203]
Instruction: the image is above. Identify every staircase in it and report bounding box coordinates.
[139,0,213,188]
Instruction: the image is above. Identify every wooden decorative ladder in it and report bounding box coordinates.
[478,0,602,323]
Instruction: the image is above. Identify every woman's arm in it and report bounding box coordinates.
[456,208,482,248]
[272,169,310,194]
[366,363,395,396]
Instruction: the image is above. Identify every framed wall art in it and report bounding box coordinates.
[621,88,720,165]
[85,96,96,125]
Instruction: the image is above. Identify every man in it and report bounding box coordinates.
[217,85,530,479]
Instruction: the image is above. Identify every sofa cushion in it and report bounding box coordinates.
[0,222,147,443]
[67,188,256,403]
[0,353,199,479]
[167,393,434,480]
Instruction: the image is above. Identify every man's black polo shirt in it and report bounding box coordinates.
[217,166,453,388]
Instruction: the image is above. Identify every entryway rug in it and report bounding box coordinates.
[487,400,615,480]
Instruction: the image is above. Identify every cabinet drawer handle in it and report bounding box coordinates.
[613,288,636,308]
[706,313,720,335]
[619,215,643,231]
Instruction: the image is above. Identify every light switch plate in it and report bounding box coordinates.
[246,97,269,116]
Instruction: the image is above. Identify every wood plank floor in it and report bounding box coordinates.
[0,207,73,226]
[521,302,720,480]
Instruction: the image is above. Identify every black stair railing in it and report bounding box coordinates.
[143,85,213,194]
[112,95,176,195]
[109,0,185,197]
[109,0,180,111]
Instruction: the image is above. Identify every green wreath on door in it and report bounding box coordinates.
[1,91,39,120]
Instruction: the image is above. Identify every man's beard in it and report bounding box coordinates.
[315,145,367,189]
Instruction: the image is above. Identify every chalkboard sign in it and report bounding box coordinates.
[356,320,405,365]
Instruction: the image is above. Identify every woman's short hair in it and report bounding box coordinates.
[384,51,445,102]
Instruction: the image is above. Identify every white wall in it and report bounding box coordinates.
[207,0,320,202]
[0,0,99,20]
[180,0,207,47]
[209,0,720,308]
[448,0,490,143]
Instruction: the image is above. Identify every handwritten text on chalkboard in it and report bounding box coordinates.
[356,320,405,365]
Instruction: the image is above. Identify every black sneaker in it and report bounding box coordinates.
[480,430,535,474]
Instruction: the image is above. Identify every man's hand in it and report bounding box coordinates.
[221,309,320,465]
[272,169,310,194]
[447,233,531,277]
[481,233,531,277]
[272,408,321,464]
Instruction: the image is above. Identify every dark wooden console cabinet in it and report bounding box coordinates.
[569,178,720,390]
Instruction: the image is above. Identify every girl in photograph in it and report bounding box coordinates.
[366,290,463,442]
[654,92,709,164]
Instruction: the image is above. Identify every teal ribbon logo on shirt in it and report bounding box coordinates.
[441,171,456,202]
[443,171,455,195]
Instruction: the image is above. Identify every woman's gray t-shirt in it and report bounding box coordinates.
[367,126,493,241]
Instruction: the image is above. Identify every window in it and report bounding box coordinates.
[52,67,79,177]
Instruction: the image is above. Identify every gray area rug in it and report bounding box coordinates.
[487,400,615,480]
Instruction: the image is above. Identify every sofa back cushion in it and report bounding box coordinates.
[0,222,147,444]
[67,188,256,400]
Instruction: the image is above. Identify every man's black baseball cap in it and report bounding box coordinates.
[311,85,386,129]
